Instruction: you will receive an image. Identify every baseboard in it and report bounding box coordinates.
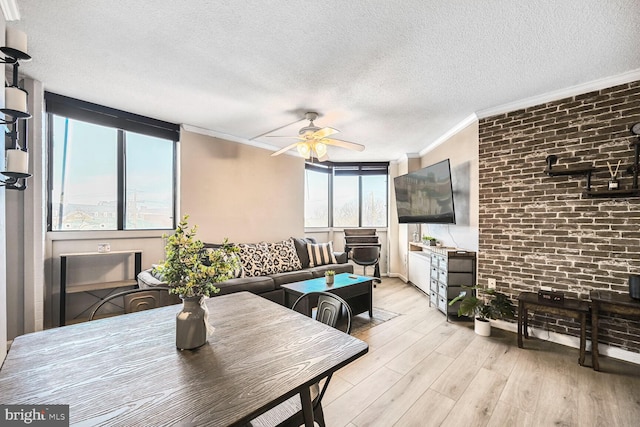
[491,319,640,366]
[387,273,408,283]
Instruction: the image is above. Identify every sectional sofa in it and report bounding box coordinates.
[137,237,353,305]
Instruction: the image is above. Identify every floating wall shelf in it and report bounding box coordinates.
[544,129,640,199]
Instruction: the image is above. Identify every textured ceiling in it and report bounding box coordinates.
[14,0,640,161]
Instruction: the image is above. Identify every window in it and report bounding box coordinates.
[46,93,178,231]
[361,174,388,227]
[333,175,359,227]
[304,162,388,228]
[304,168,329,227]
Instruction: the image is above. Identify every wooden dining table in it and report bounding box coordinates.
[0,291,368,426]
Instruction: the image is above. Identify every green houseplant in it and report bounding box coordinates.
[154,215,239,350]
[422,236,437,246]
[325,270,335,285]
[449,286,516,336]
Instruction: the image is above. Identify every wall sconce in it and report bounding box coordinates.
[1,26,31,191]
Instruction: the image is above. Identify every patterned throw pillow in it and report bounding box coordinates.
[236,243,270,277]
[266,238,303,274]
[307,242,337,267]
[226,252,244,279]
[203,248,244,279]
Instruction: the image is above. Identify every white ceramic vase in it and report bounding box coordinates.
[474,317,491,336]
[176,296,207,350]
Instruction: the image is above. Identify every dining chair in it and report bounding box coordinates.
[88,287,175,321]
[247,291,353,427]
[351,245,381,287]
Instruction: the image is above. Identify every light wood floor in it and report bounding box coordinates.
[323,278,640,427]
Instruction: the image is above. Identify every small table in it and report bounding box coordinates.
[0,292,368,426]
[517,291,590,366]
[60,250,142,326]
[590,290,640,371]
[281,273,374,317]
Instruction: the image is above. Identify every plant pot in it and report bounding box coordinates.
[326,276,334,285]
[176,296,208,350]
[474,317,491,336]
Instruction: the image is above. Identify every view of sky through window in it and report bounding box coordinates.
[50,115,174,231]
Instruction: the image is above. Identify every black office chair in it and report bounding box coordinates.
[248,292,353,427]
[89,287,175,321]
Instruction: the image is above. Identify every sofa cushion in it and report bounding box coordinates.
[307,242,337,267]
[150,264,165,282]
[308,263,354,278]
[291,237,317,268]
[215,276,275,296]
[138,269,167,288]
[236,242,270,277]
[203,248,244,278]
[265,238,303,274]
[269,270,314,287]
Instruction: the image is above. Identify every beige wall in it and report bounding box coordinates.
[418,121,479,252]
[179,129,305,243]
[388,121,480,278]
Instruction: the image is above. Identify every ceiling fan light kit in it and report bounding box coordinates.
[269,111,365,161]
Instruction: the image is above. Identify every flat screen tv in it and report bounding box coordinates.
[393,159,456,224]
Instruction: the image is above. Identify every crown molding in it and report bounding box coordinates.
[181,123,290,154]
[0,0,20,21]
[477,68,640,119]
[418,113,478,158]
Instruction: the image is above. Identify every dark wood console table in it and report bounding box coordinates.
[590,290,640,371]
[517,292,590,366]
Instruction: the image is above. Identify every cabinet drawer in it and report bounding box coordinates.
[448,258,474,272]
[438,257,448,270]
[430,267,439,280]
[447,272,474,287]
[446,286,465,300]
[438,268,447,281]
[430,279,438,292]
[438,282,447,297]
[430,290,437,305]
[438,296,447,313]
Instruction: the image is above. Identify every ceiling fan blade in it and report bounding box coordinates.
[312,127,339,139]
[323,138,365,152]
[265,135,305,139]
[271,142,300,156]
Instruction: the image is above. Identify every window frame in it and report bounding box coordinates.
[304,161,389,228]
[45,92,179,232]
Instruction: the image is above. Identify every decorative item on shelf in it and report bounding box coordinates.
[153,215,240,350]
[325,270,335,285]
[606,160,621,190]
[422,236,436,246]
[630,275,640,300]
[449,286,516,336]
[1,26,32,191]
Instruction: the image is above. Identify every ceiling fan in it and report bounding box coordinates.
[268,112,365,161]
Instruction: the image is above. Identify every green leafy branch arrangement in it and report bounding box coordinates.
[153,216,239,298]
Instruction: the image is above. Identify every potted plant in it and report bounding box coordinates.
[325,270,335,285]
[422,236,437,246]
[448,286,516,336]
[154,215,239,350]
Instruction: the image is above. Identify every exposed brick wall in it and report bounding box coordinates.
[478,80,640,354]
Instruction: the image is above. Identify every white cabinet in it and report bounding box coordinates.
[408,251,431,294]
[409,243,476,321]
[430,250,476,320]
